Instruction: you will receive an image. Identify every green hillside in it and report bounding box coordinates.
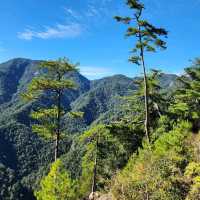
[0,58,179,199]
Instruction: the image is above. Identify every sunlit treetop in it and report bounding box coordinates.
[22,57,79,101]
[115,0,168,65]
[39,57,79,78]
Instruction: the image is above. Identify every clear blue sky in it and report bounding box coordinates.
[0,0,200,79]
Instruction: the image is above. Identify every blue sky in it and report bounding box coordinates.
[0,0,200,79]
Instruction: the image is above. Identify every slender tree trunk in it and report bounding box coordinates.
[137,20,150,144]
[54,93,61,161]
[91,135,99,193]
[141,49,150,144]
[55,73,62,161]
[92,155,97,193]
[54,133,59,161]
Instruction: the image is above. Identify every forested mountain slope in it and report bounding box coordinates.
[0,58,178,199]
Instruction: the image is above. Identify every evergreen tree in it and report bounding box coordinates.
[170,58,200,132]
[34,159,77,200]
[119,70,167,137]
[115,0,167,143]
[135,70,167,129]
[78,125,127,199]
[22,58,82,161]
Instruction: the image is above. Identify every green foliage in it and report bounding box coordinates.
[170,58,200,126]
[151,115,173,142]
[35,159,77,200]
[154,121,191,156]
[115,0,167,66]
[1,56,200,200]
[21,58,85,162]
[184,162,200,200]
[111,121,192,200]
[78,125,130,198]
[115,0,168,144]
[22,58,78,141]
[120,70,168,138]
[72,74,136,126]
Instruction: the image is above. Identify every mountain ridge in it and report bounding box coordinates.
[0,58,179,199]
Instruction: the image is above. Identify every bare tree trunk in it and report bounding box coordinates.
[141,51,150,144]
[91,135,99,194]
[55,73,61,161]
[54,134,59,161]
[137,22,150,144]
[91,155,97,193]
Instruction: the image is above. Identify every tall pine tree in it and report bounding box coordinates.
[22,58,81,161]
[115,0,167,143]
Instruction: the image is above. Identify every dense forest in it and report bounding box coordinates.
[1,0,200,200]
